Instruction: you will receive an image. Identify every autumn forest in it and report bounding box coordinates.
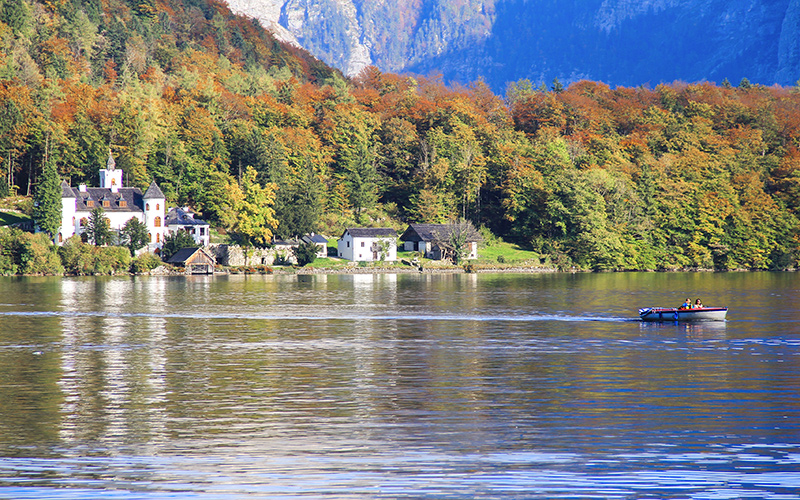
[1,0,800,270]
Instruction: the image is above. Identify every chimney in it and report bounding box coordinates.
[79,184,87,192]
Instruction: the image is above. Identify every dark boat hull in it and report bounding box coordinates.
[639,307,728,322]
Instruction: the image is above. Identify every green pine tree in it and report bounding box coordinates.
[292,240,318,266]
[120,217,149,256]
[161,230,198,261]
[33,156,62,239]
[86,207,111,246]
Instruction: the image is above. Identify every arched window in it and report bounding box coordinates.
[154,216,161,227]
[156,203,160,210]
[146,203,150,210]
[148,233,152,243]
[58,233,63,243]
[156,233,160,243]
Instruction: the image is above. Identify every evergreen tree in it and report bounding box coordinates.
[161,230,198,261]
[292,240,318,266]
[344,141,378,223]
[120,217,149,256]
[86,207,111,246]
[33,156,62,239]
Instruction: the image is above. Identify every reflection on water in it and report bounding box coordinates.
[0,272,798,499]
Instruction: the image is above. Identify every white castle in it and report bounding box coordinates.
[58,153,166,252]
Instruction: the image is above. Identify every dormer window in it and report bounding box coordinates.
[87,200,94,207]
[119,200,127,207]
[103,200,110,208]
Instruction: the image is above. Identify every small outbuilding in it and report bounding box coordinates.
[400,223,481,261]
[301,233,329,258]
[337,228,397,262]
[167,247,216,274]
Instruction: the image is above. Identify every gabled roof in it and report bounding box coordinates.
[71,187,144,212]
[61,180,75,198]
[165,207,208,226]
[166,246,205,264]
[343,227,397,238]
[302,233,328,244]
[273,239,300,246]
[400,223,482,242]
[143,181,165,199]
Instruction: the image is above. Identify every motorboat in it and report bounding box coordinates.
[639,306,728,322]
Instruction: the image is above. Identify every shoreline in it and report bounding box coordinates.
[5,263,797,278]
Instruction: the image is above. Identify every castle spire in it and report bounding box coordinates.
[107,150,116,171]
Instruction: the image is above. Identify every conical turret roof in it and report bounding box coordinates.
[143,180,165,199]
[61,180,75,198]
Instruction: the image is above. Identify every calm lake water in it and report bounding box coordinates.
[0,271,798,499]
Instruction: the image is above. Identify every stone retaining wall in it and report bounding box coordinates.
[209,244,297,267]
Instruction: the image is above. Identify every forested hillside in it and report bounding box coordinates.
[1,0,799,270]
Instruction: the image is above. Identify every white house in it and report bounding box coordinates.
[399,223,481,260]
[301,233,329,258]
[59,153,166,252]
[165,207,210,246]
[337,228,397,262]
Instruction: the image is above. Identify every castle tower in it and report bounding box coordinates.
[143,180,166,249]
[59,180,76,243]
[99,152,122,193]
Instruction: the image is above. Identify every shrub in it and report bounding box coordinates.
[0,227,22,275]
[18,232,63,275]
[293,240,318,266]
[131,252,162,273]
[93,246,130,274]
[15,198,34,216]
[0,229,63,275]
[59,237,94,275]
[59,238,131,275]
[497,255,506,263]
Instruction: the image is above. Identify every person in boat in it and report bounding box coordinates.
[679,298,692,309]
[694,298,703,309]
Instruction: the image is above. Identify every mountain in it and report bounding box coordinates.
[225,0,800,92]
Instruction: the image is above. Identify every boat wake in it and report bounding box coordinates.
[0,310,637,323]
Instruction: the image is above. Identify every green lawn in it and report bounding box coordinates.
[0,211,29,226]
[477,241,541,264]
[304,257,345,269]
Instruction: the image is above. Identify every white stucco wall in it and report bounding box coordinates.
[167,224,210,246]
[337,232,397,262]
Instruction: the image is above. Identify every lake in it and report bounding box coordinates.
[0,271,798,499]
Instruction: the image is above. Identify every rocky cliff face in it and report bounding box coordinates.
[225,0,799,91]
